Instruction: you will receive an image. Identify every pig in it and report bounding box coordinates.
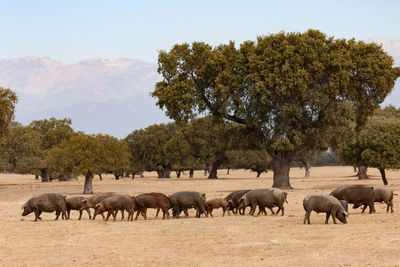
[225,190,251,215]
[134,192,171,220]
[21,193,67,221]
[238,188,288,216]
[81,192,117,220]
[330,185,375,214]
[303,193,348,224]
[66,196,91,220]
[339,200,348,212]
[205,198,231,217]
[169,191,207,218]
[94,195,136,221]
[353,187,396,213]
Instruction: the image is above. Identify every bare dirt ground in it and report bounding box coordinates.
[1,166,400,266]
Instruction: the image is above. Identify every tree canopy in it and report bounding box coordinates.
[0,123,42,175]
[0,86,18,142]
[339,106,400,185]
[152,29,400,188]
[125,123,176,178]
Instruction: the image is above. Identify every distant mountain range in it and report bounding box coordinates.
[0,38,399,138]
[0,57,169,138]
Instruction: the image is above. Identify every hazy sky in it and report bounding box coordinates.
[1,0,399,64]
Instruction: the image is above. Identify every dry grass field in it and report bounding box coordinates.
[1,166,400,266]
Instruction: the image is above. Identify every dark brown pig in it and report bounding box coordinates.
[226,190,250,215]
[169,191,207,218]
[238,188,287,216]
[330,185,375,214]
[303,193,348,224]
[205,198,231,217]
[134,192,170,220]
[81,192,117,220]
[66,196,91,220]
[21,193,67,221]
[94,195,135,221]
[353,187,396,213]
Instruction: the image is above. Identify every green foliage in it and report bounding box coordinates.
[96,135,131,177]
[152,29,399,187]
[359,118,400,169]
[313,151,342,166]
[125,123,176,176]
[227,149,271,176]
[338,106,400,183]
[0,86,18,141]
[164,130,199,171]
[0,123,42,174]
[29,117,74,151]
[46,133,131,178]
[46,133,101,178]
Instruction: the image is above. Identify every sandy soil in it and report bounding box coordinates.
[1,166,400,266]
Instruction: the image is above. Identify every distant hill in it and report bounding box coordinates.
[0,57,169,138]
[0,41,399,138]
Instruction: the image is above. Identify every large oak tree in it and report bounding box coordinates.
[152,29,399,188]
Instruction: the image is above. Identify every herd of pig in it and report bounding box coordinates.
[20,185,396,225]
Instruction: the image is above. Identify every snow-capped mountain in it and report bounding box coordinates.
[0,56,168,138]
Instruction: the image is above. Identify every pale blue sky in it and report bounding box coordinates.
[1,0,399,64]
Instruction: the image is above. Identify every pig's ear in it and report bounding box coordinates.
[95,204,100,208]
[202,193,205,198]
[82,199,87,203]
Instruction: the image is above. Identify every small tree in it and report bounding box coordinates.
[46,133,104,194]
[338,106,400,185]
[30,118,74,181]
[96,135,131,180]
[164,131,198,178]
[125,123,175,178]
[0,123,42,175]
[227,149,271,177]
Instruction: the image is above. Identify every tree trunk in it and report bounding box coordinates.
[124,172,130,178]
[353,166,357,172]
[83,173,94,194]
[176,170,181,178]
[227,167,230,175]
[59,174,67,181]
[208,163,219,179]
[164,167,171,178]
[132,171,136,180]
[357,165,369,179]
[379,168,388,185]
[204,168,208,176]
[140,171,144,178]
[40,169,48,183]
[256,171,261,178]
[303,161,311,178]
[189,169,194,178]
[114,174,120,180]
[271,151,293,189]
[157,170,165,178]
[35,174,39,180]
[98,173,102,181]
